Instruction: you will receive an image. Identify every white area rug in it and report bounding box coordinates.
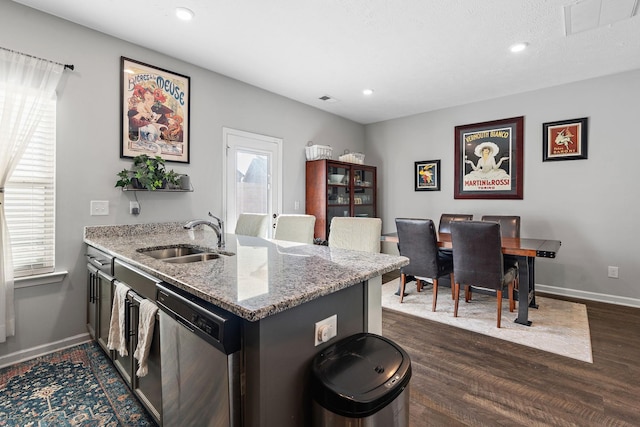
[382,279,593,363]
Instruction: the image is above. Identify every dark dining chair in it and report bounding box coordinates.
[437,213,474,264]
[395,218,454,311]
[449,221,517,328]
[480,215,520,238]
[438,213,474,234]
[481,215,520,270]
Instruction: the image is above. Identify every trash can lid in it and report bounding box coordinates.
[310,332,412,418]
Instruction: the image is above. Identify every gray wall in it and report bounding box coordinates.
[2,0,638,358]
[366,69,640,305]
[0,1,364,356]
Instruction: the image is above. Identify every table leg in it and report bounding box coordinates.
[514,256,537,326]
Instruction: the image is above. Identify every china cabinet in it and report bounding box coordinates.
[305,159,377,241]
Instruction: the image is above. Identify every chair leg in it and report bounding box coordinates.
[400,274,406,303]
[432,278,438,312]
[449,273,455,299]
[416,279,422,292]
[508,281,515,312]
[464,285,471,303]
[496,289,503,328]
[453,282,460,317]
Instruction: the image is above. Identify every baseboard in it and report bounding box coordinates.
[383,275,640,309]
[0,333,92,369]
[536,284,640,308]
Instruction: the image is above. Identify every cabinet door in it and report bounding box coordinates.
[86,264,98,339]
[326,163,351,235]
[97,271,114,354]
[113,292,135,387]
[132,299,163,425]
[351,166,376,219]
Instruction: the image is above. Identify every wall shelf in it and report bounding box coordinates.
[121,184,193,192]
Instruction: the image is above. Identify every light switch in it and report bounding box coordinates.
[90,200,109,216]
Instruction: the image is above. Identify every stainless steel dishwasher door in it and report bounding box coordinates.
[158,283,241,427]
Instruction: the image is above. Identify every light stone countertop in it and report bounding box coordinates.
[84,222,408,322]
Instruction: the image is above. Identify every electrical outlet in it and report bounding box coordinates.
[608,266,619,279]
[314,314,337,346]
[129,201,140,215]
[90,200,109,216]
[294,200,300,211]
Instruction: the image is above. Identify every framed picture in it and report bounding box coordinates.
[120,57,190,163]
[542,117,588,161]
[415,160,441,191]
[454,116,524,199]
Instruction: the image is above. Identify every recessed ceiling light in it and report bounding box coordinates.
[176,7,194,21]
[363,89,375,96]
[510,42,529,53]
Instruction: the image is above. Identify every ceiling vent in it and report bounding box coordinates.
[318,95,338,103]
[564,0,640,35]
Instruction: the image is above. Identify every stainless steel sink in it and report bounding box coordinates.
[163,253,221,263]
[140,245,205,259]
[137,245,233,263]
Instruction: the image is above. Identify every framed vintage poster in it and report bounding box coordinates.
[120,57,190,163]
[454,116,524,199]
[542,117,588,161]
[415,160,441,191]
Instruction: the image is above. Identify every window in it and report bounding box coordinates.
[2,95,56,277]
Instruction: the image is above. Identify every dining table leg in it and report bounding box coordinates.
[514,256,539,326]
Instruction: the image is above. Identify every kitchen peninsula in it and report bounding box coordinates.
[84,222,408,426]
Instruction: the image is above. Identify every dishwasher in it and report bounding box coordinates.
[156,282,242,427]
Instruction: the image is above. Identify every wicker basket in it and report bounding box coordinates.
[338,152,365,164]
[305,144,333,161]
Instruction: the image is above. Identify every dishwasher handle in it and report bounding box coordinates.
[174,315,196,333]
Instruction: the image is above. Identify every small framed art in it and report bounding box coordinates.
[542,117,588,161]
[415,160,441,191]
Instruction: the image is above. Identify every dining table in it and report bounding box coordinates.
[381,232,561,326]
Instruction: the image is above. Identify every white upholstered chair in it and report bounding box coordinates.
[234,213,269,238]
[273,214,316,244]
[328,216,383,334]
[328,217,382,253]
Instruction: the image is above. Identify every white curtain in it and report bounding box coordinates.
[0,49,63,342]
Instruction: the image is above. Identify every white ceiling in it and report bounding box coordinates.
[12,0,640,124]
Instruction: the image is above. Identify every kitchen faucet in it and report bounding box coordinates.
[183,212,225,248]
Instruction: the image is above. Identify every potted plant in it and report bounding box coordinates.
[115,154,180,190]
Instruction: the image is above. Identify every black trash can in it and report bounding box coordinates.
[310,332,411,427]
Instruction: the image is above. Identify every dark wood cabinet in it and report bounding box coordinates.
[306,159,377,240]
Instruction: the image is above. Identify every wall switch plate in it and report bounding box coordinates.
[129,201,140,215]
[90,200,109,216]
[608,266,619,279]
[314,314,337,346]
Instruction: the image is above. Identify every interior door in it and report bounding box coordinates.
[223,128,282,237]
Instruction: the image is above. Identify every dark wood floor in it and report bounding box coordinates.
[380,273,640,426]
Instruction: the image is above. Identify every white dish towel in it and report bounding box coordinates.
[134,299,158,377]
[107,281,130,357]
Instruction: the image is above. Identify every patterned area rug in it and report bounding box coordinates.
[0,341,157,426]
[382,278,593,363]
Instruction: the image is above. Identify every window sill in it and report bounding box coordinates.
[14,271,68,289]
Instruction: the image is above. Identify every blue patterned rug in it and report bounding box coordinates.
[0,341,157,426]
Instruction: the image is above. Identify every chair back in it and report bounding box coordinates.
[395,218,440,278]
[328,217,382,253]
[235,213,269,238]
[438,213,474,234]
[273,214,316,244]
[451,221,504,290]
[481,215,520,238]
